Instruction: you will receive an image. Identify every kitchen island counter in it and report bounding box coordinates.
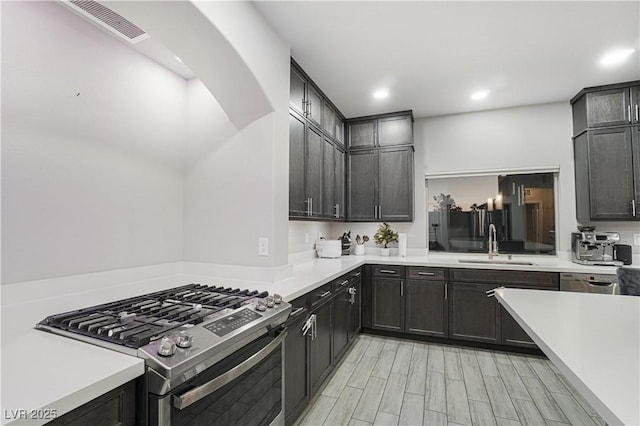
[494,288,640,426]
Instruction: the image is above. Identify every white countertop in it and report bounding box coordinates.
[0,253,626,424]
[494,288,640,426]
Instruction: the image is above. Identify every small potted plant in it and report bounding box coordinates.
[373,223,398,256]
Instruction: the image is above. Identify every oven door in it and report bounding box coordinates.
[149,327,286,426]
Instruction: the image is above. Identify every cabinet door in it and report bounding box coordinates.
[348,120,377,149]
[449,282,500,344]
[335,148,346,220]
[587,88,631,128]
[336,116,345,146]
[632,86,640,124]
[405,280,448,337]
[289,112,307,217]
[633,126,640,216]
[306,124,323,217]
[309,301,333,396]
[323,103,337,139]
[306,84,323,127]
[501,307,536,348]
[378,114,413,146]
[284,313,309,423]
[588,127,636,219]
[348,280,362,341]
[347,150,378,220]
[290,67,307,115]
[372,277,403,332]
[332,287,350,362]
[379,148,413,221]
[322,138,335,218]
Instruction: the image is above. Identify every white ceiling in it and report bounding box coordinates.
[254,1,640,119]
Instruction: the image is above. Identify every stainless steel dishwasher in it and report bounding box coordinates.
[560,272,618,294]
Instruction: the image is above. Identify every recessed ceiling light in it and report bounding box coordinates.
[600,48,635,67]
[471,90,490,100]
[174,55,184,64]
[373,89,389,99]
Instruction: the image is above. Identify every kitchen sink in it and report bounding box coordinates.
[458,259,535,266]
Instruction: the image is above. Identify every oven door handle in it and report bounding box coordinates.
[172,328,288,410]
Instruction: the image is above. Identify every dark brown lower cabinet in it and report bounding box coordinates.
[284,299,310,424]
[405,279,448,337]
[372,277,403,331]
[48,380,135,426]
[333,285,351,362]
[501,307,536,348]
[348,279,362,341]
[448,268,559,348]
[309,300,333,396]
[448,281,501,344]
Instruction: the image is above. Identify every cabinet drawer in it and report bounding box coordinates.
[450,268,558,288]
[310,282,333,308]
[286,295,309,324]
[373,265,405,278]
[407,267,447,281]
[334,273,351,290]
[349,267,363,282]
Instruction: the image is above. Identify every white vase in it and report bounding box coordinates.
[380,248,390,256]
[354,244,365,255]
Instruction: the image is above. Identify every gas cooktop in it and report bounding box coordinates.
[36,283,291,381]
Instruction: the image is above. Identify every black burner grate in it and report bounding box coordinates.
[38,284,269,348]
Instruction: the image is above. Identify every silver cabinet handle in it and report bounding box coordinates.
[374,205,378,218]
[309,100,312,117]
[301,315,313,336]
[628,105,632,122]
[400,280,404,296]
[309,198,313,216]
[632,199,637,217]
[417,272,435,276]
[317,290,331,298]
[352,271,361,277]
[379,269,397,274]
[312,314,317,340]
[444,283,448,300]
[338,279,349,287]
[173,329,287,409]
[379,205,382,218]
[334,204,340,218]
[635,104,639,122]
[304,198,311,216]
[290,307,305,318]
[348,287,357,304]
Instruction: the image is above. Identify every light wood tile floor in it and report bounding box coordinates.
[295,334,604,426]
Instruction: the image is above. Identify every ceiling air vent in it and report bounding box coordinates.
[61,0,150,44]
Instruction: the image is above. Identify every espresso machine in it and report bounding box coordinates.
[571,230,623,266]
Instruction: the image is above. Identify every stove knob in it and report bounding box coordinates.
[256,300,267,311]
[266,296,275,308]
[176,331,194,349]
[158,337,176,357]
[273,294,282,304]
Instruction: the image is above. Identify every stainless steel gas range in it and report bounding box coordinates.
[36,283,291,426]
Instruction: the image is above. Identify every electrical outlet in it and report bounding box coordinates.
[258,238,269,256]
[634,234,640,246]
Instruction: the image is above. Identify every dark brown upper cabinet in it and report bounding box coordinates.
[571,81,640,221]
[346,111,414,150]
[289,59,347,221]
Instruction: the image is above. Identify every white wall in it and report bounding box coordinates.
[182,1,291,268]
[1,1,293,284]
[1,1,186,284]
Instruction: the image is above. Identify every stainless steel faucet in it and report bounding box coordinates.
[488,223,498,259]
